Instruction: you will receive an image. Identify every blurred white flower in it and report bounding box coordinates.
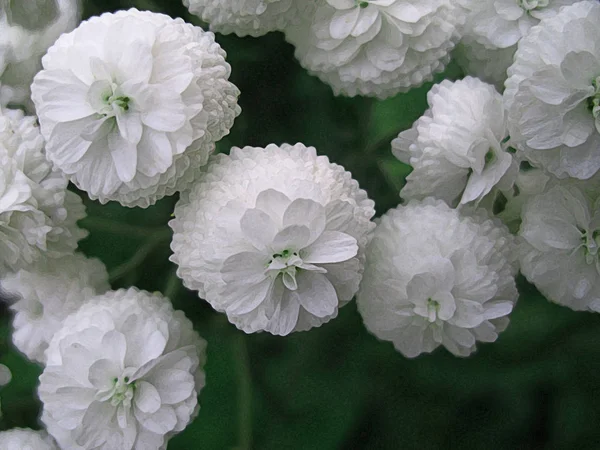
[0,107,87,272]
[520,179,600,312]
[453,40,516,92]
[357,199,518,358]
[2,253,109,364]
[393,77,518,207]
[39,288,207,450]
[31,9,241,208]
[0,363,10,386]
[505,1,600,179]
[285,0,464,98]
[183,0,315,37]
[0,0,80,112]
[0,428,58,450]
[170,143,375,335]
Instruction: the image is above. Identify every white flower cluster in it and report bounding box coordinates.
[0,107,87,272]
[0,0,80,111]
[456,0,579,90]
[0,428,58,450]
[183,0,314,37]
[357,200,518,357]
[171,143,376,335]
[32,9,241,207]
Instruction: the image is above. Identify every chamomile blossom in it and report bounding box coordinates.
[357,199,518,358]
[2,253,110,364]
[170,143,376,336]
[393,77,518,207]
[0,107,87,273]
[505,0,600,179]
[31,9,241,207]
[39,288,207,450]
[285,0,465,98]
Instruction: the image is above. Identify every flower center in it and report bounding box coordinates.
[581,228,600,267]
[517,0,549,11]
[265,248,326,291]
[109,375,135,408]
[589,76,600,125]
[426,298,441,323]
[88,80,132,119]
[356,1,369,8]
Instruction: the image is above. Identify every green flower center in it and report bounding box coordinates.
[517,0,549,11]
[357,1,369,8]
[589,77,600,122]
[103,93,131,113]
[109,376,135,407]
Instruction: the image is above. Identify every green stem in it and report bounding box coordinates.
[108,234,169,283]
[235,333,253,450]
[81,217,170,239]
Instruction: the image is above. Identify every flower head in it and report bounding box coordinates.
[0,0,80,112]
[183,0,314,37]
[357,199,518,358]
[170,143,375,335]
[520,178,600,312]
[31,9,241,207]
[0,107,87,272]
[285,0,465,98]
[0,428,58,450]
[2,253,110,364]
[505,1,600,179]
[39,288,207,450]
[393,77,518,207]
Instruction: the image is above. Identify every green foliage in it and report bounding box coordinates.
[2,1,600,449]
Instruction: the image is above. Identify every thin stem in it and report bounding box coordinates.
[235,333,253,450]
[163,270,182,300]
[108,234,169,283]
[81,217,170,239]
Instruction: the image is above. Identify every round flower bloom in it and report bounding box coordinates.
[0,428,58,450]
[519,178,600,312]
[31,9,241,208]
[0,363,11,386]
[39,288,207,450]
[183,0,315,37]
[0,107,87,273]
[170,143,376,336]
[505,1,600,179]
[0,0,80,111]
[462,0,577,50]
[2,253,110,364]
[393,77,518,207]
[357,199,518,358]
[285,0,465,99]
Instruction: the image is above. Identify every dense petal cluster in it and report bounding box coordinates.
[39,288,207,450]
[170,143,375,335]
[183,0,314,37]
[0,107,87,273]
[393,77,517,207]
[357,199,518,358]
[519,178,600,312]
[2,253,109,363]
[285,0,465,98]
[0,428,58,450]
[0,0,80,111]
[505,1,600,179]
[31,9,241,208]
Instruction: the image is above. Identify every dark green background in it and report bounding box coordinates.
[2,0,600,448]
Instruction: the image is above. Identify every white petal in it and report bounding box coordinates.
[240,208,279,251]
[302,231,358,264]
[271,225,311,253]
[135,381,162,414]
[293,271,338,318]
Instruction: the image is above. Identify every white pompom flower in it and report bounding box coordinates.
[183,0,315,37]
[0,0,80,111]
[519,178,600,312]
[170,143,376,336]
[1,253,110,364]
[31,9,241,208]
[357,199,518,358]
[285,0,465,99]
[505,1,600,179]
[0,428,58,450]
[393,77,518,207]
[0,107,87,273]
[39,288,207,450]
